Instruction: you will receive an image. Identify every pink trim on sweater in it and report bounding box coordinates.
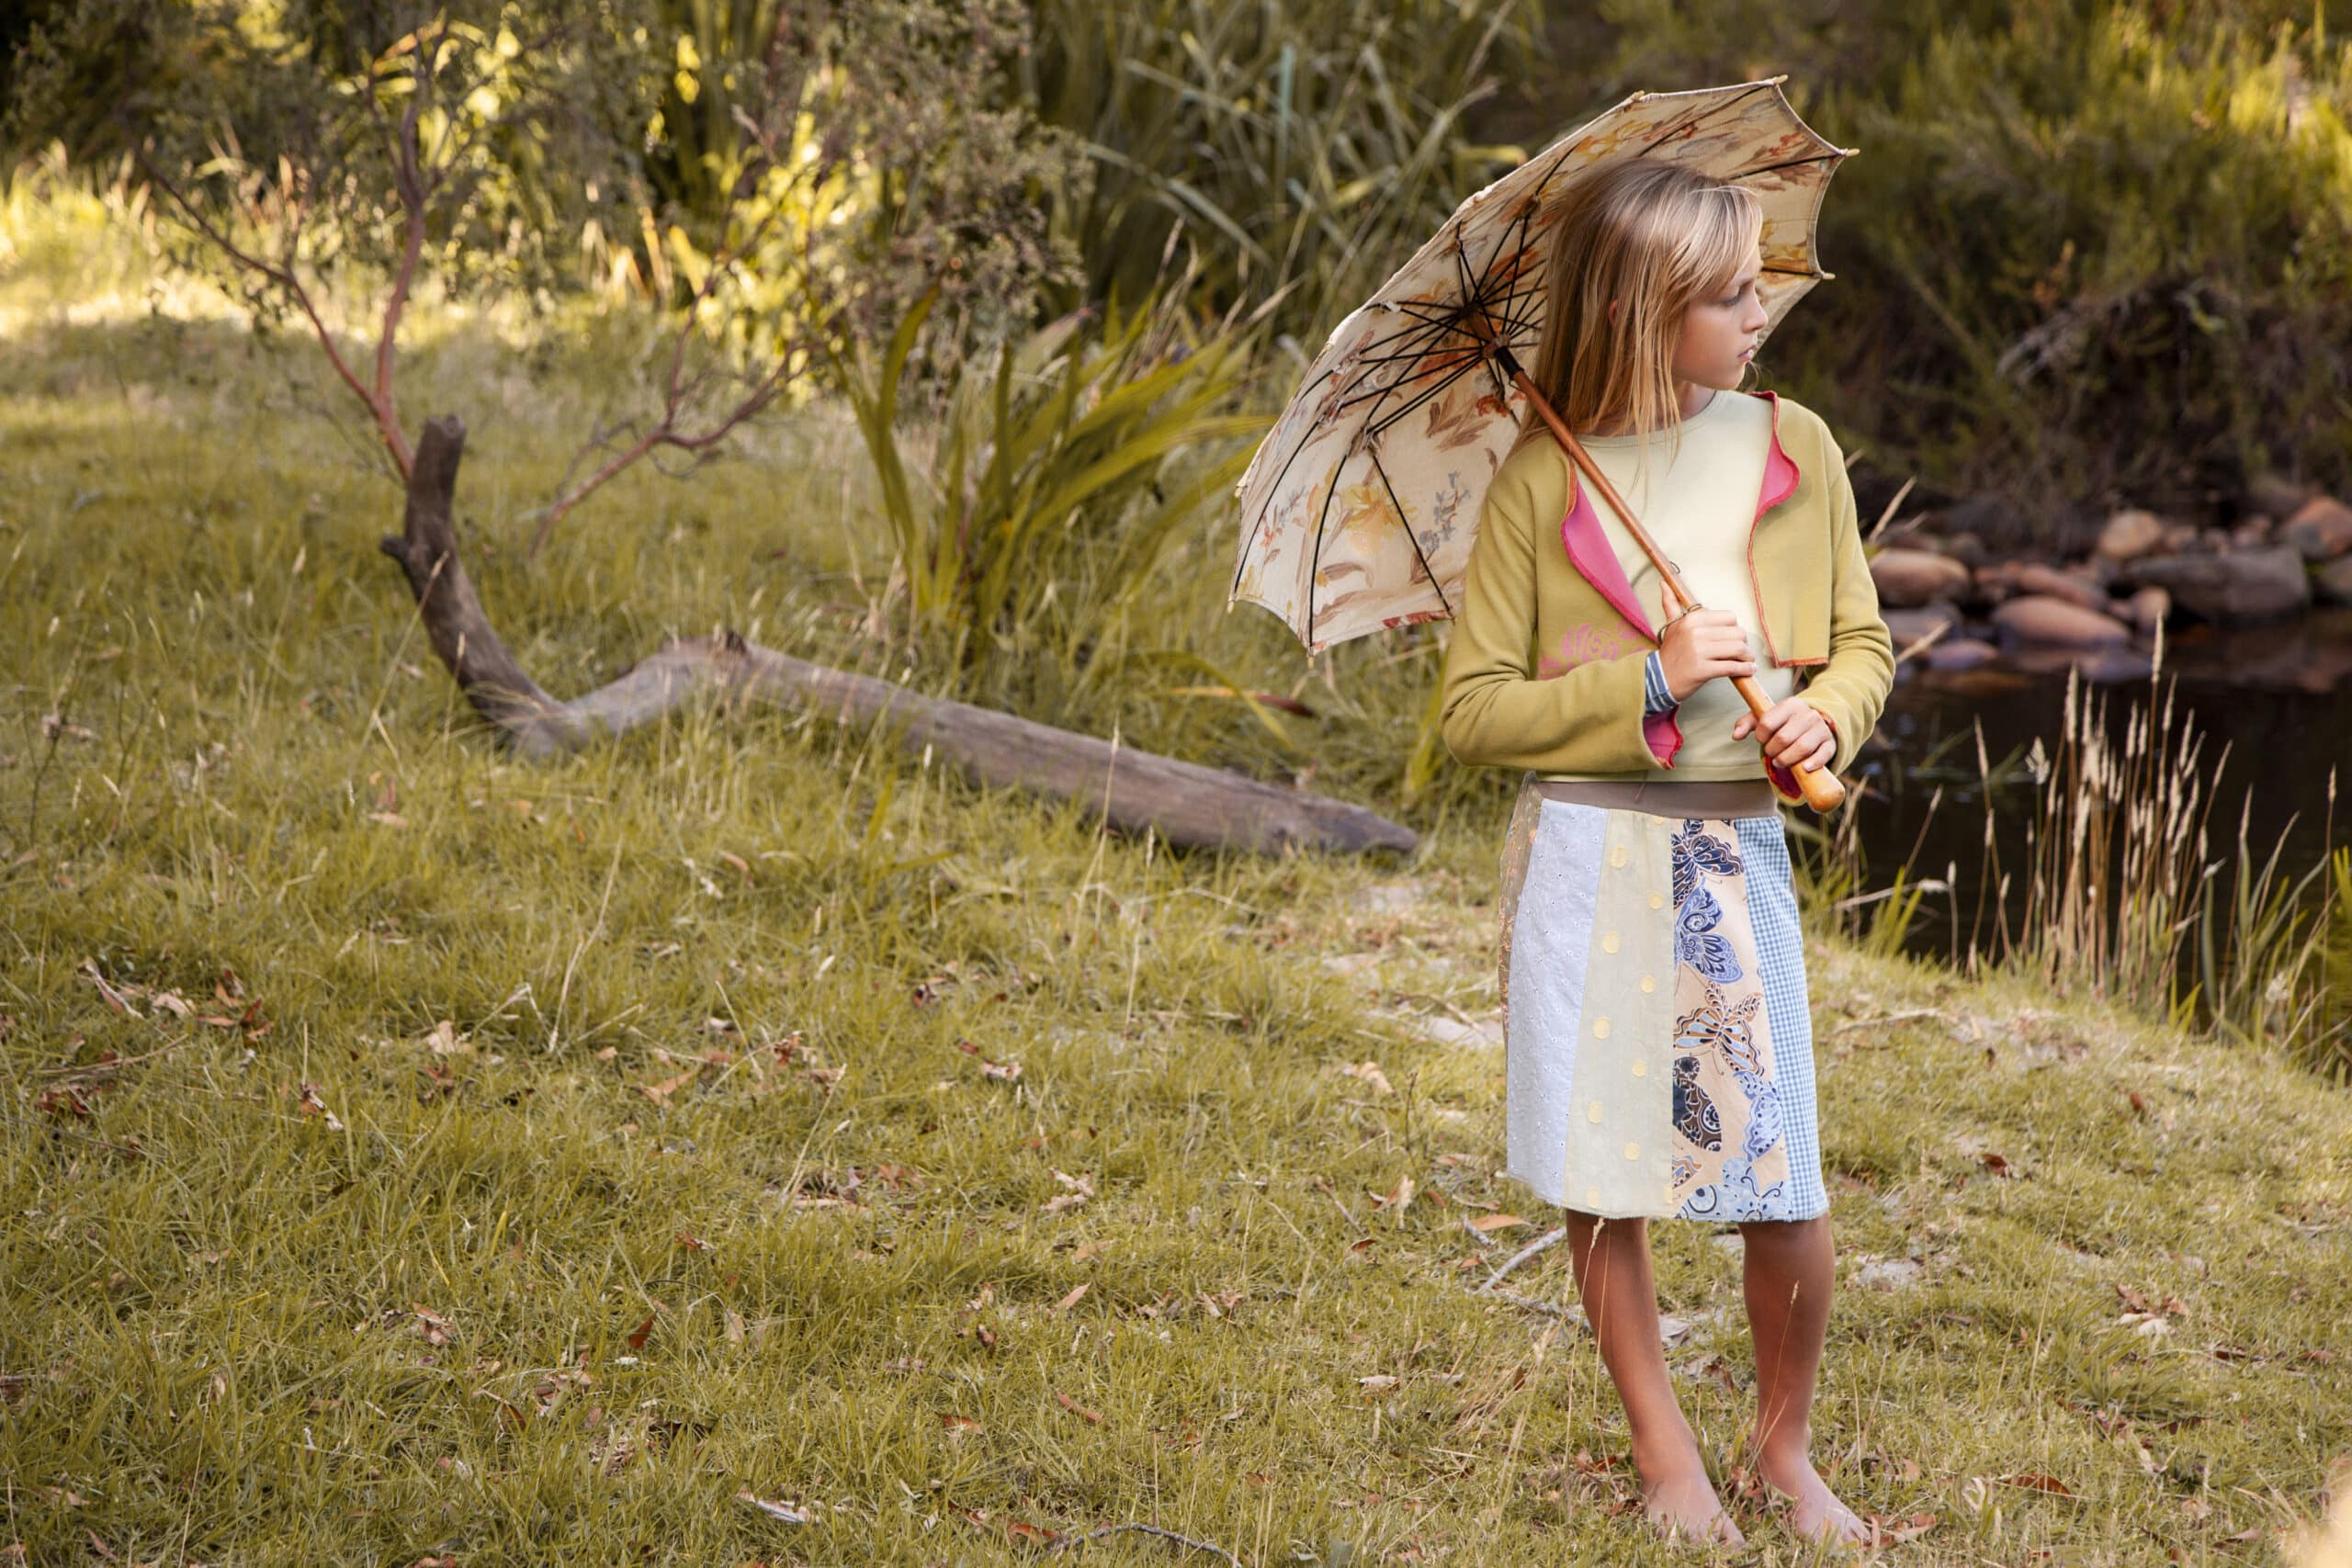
[1747,389,1804,665]
[1643,708,1684,769]
[1559,480,1657,641]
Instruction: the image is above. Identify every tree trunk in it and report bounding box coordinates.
[380,414,1417,856]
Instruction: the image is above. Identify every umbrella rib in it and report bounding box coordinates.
[1336,345,1486,424]
[1301,431,1359,646]
[1369,446,1451,622]
[1326,338,1483,422]
[1760,264,1827,278]
[1636,79,1777,157]
[1486,200,1551,344]
[1727,150,1845,181]
[1230,412,1351,601]
[1359,354,1487,436]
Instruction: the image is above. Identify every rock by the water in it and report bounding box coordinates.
[2096,508,2167,562]
[2010,562,2109,612]
[2123,547,2311,624]
[1883,602,1962,649]
[1870,547,1973,608]
[2282,495,2352,561]
[1989,594,2133,648]
[2232,514,2275,548]
[2004,643,2154,682]
[2245,472,2316,521]
[1939,533,1987,569]
[2123,584,2170,631]
[1924,637,2001,671]
[2315,556,2352,606]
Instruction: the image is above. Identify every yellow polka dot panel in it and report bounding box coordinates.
[1494,787,1825,1224]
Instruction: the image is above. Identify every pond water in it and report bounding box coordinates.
[1840,607,2352,967]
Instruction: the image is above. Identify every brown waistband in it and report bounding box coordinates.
[1532,776,1783,819]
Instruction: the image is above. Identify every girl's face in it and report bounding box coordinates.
[1668,255,1770,391]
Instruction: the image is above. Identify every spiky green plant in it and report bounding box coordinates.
[831,286,1266,682]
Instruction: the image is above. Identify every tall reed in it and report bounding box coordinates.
[1815,625,2352,1072]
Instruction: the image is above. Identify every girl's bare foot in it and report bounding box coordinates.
[1754,1446,1872,1547]
[1634,1438,1747,1548]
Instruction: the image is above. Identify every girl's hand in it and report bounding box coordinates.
[1657,605,1755,701]
[1732,698,1835,772]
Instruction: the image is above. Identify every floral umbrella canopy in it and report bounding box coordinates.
[1228,77,1853,652]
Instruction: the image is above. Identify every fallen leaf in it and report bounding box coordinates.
[1869,1512,1938,1544]
[1370,1175,1416,1211]
[625,1314,656,1351]
[1333,1060,1394,1096]
[1042,1170,1092,1214]
[639,1067,698,1104]
[1053,1390,1103,1425]
[150,990,191,1019]
[1055,1283,1091,1313]
[1468,1213,1529,1234]
[1360,1374,1400,1391]
[366,811,409,829]
[941,1414,981,1437]
[2001,1472,2075,1496]
[724,1309,746,1346]
[77,960,141,1017]
[1007,1521,1059,1543]
[736,1491,811,1524]
[296,1083,345,1132]
[413,1305,452,1347]
[1976,1152,2012,1177]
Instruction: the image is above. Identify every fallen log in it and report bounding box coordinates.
[379,414,1417,856]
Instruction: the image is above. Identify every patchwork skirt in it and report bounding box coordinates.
[1496,773,1826,1224]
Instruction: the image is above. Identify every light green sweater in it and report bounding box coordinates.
[1438,389,1894,800]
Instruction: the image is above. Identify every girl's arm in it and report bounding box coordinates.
[1792,430,1894,776]
[1439,455,1674,774]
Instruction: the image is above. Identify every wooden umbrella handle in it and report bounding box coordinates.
[1491,351,1847,813]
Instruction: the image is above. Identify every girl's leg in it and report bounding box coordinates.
[1566,1211,1745,1547]
[1737,1216,1871,1544]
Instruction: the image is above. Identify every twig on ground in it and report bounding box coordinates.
[1473,1286,1585,1325]
[33,1034,192,1077]
[1047,1521,1247,1565]
[1828,1008,1944,1036]
[1479,1224,1568,1292]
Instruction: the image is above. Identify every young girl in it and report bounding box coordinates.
[1439,158,1895,1548]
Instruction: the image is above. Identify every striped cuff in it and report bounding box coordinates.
[1643,649,1677,714]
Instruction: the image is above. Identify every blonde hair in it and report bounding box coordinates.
[1509,159,1764,491]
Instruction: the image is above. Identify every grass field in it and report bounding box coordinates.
[4,235,2351,1565]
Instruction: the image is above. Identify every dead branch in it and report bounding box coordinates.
[124,129,413,479]
[385,415,1416,856]
[1479,1224,1568,1292]
[1047,1521,1247,1565]
[528,17,821,557]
